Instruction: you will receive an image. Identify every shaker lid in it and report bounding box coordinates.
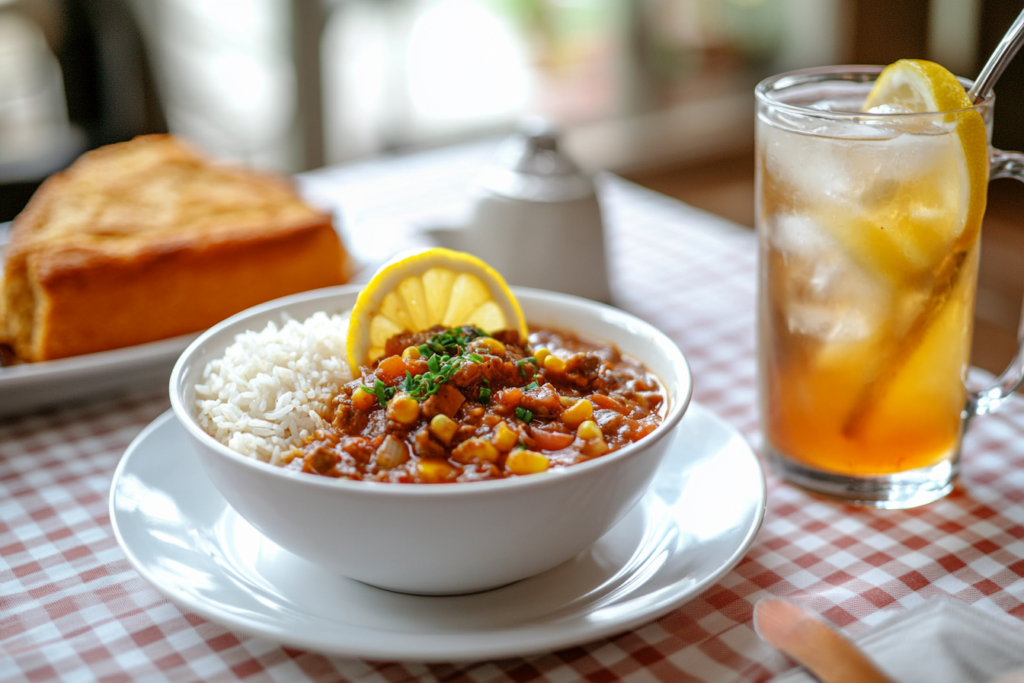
[481,117,595,201]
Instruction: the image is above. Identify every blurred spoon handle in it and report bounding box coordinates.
[754,599,894,683]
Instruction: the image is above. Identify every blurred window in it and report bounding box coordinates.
[132,0,297,170]
[124,0,844,171]
[322,0,846,166]
[0,10,75,179]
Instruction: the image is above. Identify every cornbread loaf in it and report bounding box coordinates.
[0,135,348,362]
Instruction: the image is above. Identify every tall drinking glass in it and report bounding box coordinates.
[756,66,1024,508]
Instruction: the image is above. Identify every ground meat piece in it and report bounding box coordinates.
[363,410,389,439]
[594,408,626,436]
[341,437,375,463]
[513,360,537,384]
[422,384,466,419]
[594,408,640,441]
[332,400,368,434]
[413,426,448,459]
[383,326,445,358]
[500,359,532,385]
[633,391,663,415]
[561,353,601,389]
[520,384,562,418]
[491,330,528,349]
[304,446,341,476]
[452,354,530,393]
[450,359,483,387]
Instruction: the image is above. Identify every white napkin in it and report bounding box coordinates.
[772,597,1024,683]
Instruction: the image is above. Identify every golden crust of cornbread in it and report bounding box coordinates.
[0,135,348,361]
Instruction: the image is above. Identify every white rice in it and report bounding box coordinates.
[194,312,353,465]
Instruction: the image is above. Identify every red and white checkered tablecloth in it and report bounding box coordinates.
[4,143,1024,682]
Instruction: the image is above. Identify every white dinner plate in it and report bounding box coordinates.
[0,220,201,416]
[110,402,766,661]
[0,332,199,417]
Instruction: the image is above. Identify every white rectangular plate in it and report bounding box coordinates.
[0,221,195,415]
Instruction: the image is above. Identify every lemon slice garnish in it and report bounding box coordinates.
[811,60,989,286]
[346,248,527,371]
[862,59,988,262]
[864,58,975,113]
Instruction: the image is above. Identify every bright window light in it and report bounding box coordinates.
[406,0,529,126]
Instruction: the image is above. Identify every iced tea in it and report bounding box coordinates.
[757,68,989,489]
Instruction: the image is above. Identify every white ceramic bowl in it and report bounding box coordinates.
[170,286,692,595]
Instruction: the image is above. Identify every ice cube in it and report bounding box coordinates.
[865,103,912,115]
[769,212,832,257]
[809,97,865,113]
[759,119,902,216]
[770,214,890,343]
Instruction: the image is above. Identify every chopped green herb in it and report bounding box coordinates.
[517,359,528,378]
[385,327,498,402]
[523,381,539,391]
[478,386,491,404]
[526,356,537,365]
[416,327,487,360]
[372,378,394,408]
[515,407,534,423]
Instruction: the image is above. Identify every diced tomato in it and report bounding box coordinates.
[530,427,574,451]
[591,394,628,414]
[495,388,523,409]
[405,359,430,376]
[376,355,410,383]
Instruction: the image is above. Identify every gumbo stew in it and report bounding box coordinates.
[286,326,666,482]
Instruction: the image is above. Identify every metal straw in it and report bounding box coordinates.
[970,7,1024,102]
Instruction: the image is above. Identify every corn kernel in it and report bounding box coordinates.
[416,459,453,482]
[543,354,566,372]
[352,386,376,411]
[491,422,518,451]
[582,436,609,457]
[506,449,550,475]
[387,393,420,425]
[451,437,499,464]
[560,395,577,407]
[478,338,506,356]
[429,414,458,444]
[534,348,550,367]
[560,399,594,427]
[402,346,422,361]
[577,420,602,440]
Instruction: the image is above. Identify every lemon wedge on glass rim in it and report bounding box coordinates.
[346,248,528,371]
[862,58,989,252]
